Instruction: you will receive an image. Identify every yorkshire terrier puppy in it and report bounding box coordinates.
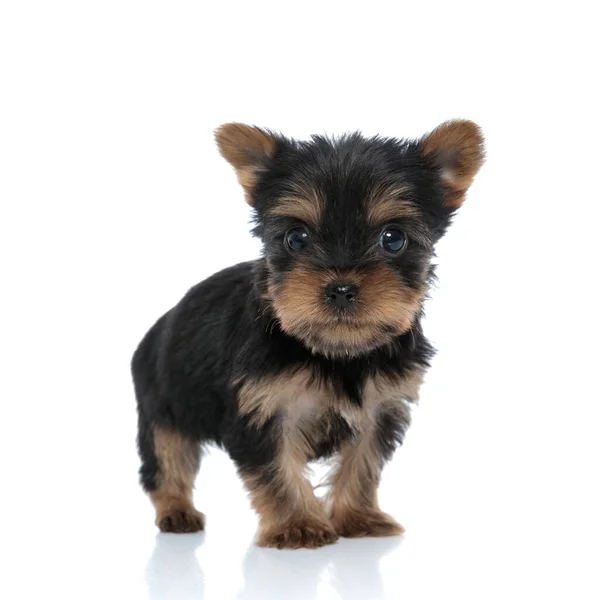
[132,120,485,549]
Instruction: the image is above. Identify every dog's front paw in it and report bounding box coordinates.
[157,508,205,533]
[332,509,404,538]
[258,520,339,549]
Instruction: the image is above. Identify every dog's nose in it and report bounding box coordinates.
[326,283,358,309]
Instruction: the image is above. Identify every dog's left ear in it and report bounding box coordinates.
[420,119,485,208]
[214,123,277,205]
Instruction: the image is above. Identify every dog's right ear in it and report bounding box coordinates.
[215,123,277,205]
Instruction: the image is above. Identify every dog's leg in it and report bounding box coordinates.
[238,424,339,550]
[148,426,204,533]
[241,468,338,549]
[327,403,407,538]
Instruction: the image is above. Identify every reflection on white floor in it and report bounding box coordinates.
[146,534,206,600]
[146,532,403,600]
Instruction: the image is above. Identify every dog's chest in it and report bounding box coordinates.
[236,367,423,439]
[283,371,421,433]
[283,387,360,431]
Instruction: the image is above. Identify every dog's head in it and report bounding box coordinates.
[215,121,484,358]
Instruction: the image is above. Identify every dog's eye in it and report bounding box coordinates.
[379,227,406,253]
[285,227,309,252]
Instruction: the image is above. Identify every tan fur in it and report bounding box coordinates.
[236,367,421,428]
[236,368,424,543]
[269,266,426,356]
[365,368,424,406]
[326,369,424,537]
[237,369,324,426]
[214,123,277,204]
[421,119,485,207]
[239,398,338,548]
[235,168,258,203]
[241,453,336,549]
[269,192,323,227]
[366,184,419,225]
[151,427,204,532]
[243,471,338,549]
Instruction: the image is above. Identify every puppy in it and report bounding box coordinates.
[132,120,485,549]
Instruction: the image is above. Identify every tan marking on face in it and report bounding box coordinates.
[268,268,329,328]
[269,192,323,227]
[150,427,202,525]
[366,184,419,225]
[357,268,425,334]
[269,267,426,356]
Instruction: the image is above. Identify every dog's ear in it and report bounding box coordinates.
[215,123,277,205]
[420,119,485,208]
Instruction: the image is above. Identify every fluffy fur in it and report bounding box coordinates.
[132,120,485,548]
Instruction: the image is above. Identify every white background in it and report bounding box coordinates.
[1,2,599,599]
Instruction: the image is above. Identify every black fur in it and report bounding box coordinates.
[133,259,434,490]
[132,124,480,515]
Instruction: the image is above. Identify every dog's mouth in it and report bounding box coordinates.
[323,311,365,324]
[278,317,404,358]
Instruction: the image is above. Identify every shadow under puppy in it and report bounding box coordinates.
[132,120,485,549]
